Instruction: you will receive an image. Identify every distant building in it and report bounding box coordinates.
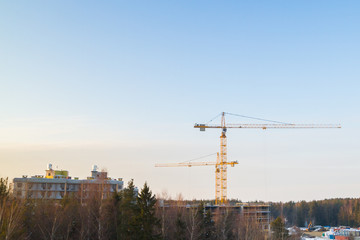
[13,164,124,200]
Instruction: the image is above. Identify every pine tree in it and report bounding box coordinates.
[202,210,216,240]
[136,182,161,240]
[175,212,186,240]
[117,179,138,240]
[271,217,289,240]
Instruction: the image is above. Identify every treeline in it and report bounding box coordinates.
[0,178,160,239]
[4,174,360,239]
[0,178,269,240]
[271,198,360,227]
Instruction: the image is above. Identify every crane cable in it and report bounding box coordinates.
[180,152,218,163]
[205,113,223,124]
[225,112,292,124]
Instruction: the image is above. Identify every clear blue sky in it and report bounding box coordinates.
[0,1,359,202]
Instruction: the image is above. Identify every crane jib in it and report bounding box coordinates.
[194,124,341,129]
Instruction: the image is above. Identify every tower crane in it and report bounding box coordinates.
[156,112,341,205]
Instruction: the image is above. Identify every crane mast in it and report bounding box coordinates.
[218,112,227,204]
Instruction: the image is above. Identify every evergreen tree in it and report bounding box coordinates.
[283,201,296,226]
[271,217,289,240]
[187,202,215,240]
[136,182,161,240]
[296,200,309,227]
[175,212,186,240]
[202,210,216,240]
[0,178,9,199]
[191,202,206,240]
[117,179,138,240]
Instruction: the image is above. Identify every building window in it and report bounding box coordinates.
[17,183,22,188]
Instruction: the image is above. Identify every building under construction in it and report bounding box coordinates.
[205,203,270,230]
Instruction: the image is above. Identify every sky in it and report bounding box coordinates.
[0,0,359,202]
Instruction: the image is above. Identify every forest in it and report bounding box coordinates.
[1,177,271,240]
[271,198,360,228]
[0,176,359,240]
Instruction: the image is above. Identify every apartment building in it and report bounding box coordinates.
[13,164,124,200]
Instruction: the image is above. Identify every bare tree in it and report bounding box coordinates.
[33,200,62,240]
[184,202,205,240]
[0,198,25,240]
[235,215,266,240]
[214,207,235,240]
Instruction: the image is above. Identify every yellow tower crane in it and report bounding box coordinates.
[156,112,341,205]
